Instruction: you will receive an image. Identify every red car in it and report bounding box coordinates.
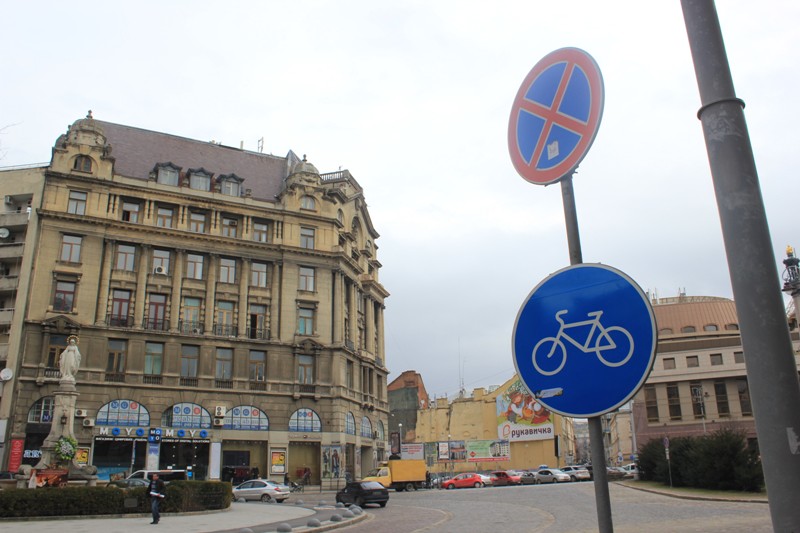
[490,470,522,486]
[441,472,487,489]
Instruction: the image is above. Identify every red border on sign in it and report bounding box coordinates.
[508,48,604,185]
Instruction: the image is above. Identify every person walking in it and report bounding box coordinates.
[148,473,166,525]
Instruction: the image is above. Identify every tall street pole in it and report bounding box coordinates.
[682,1,800,529]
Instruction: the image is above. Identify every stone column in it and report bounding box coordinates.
[238,259,250,337]
[269,261,282,340]
[95,239,115,325]
[134,245,150,328]
[170,250,185,331]
[365,296,375,355]
[205,254,217,333]
[332,270,344,344]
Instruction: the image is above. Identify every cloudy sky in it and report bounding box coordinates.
[2,1,798,400]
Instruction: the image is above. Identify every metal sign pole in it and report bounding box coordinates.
[561,173,614,533]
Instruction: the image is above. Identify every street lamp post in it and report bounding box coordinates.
[398,423,403,459]
[448,434,452,477]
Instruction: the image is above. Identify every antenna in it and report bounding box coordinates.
[257,137,264,153]
[458,337,465,398]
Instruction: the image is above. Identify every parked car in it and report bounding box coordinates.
[478,473,495,486]
[441,473,486,489]
[605,467,628,481]
[490,470,522,486]
[534,468,571,484]
[336,481,389,508]
[519,471,538,485]
[107,478,149,489]
[560,466,591,482]
[232,479,290,503]
[0,471,15,480]
[621,463,639,476]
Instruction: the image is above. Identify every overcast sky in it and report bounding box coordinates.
[3,1,798,400]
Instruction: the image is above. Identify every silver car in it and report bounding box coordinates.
[534,468,571,484]
[232,479,290,503]
[559,465,591,482]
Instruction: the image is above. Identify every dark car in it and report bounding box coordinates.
[107,478,149,489]
[336,481,389,508]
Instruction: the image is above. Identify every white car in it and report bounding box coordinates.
[232,479,290,503]
[559,465,591,482]
[533,468,571,484]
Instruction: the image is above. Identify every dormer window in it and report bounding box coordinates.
[301,195,316,210]
[217,173,243,197]
[189,169,211,191]
[73,155,93,173]
[156,164,180,186]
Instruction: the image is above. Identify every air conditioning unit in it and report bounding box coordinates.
[83,418,95,427]
[192,328,202,334]
[154,266,167,275]
[4,195,13,205]
[75,409,88,418]
[213,419,224,427]
[214,406,227,417]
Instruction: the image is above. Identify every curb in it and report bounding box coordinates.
[617,481,768,504]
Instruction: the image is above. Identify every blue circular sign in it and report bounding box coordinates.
[513,263,656,417]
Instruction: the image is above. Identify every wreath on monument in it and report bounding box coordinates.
[55,436,78,461]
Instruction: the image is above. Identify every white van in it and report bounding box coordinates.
[127,469,188,483]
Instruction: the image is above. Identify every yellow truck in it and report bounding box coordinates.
[363,459,427,491]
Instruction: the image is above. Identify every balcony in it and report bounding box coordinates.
[44,367,61,379]
[213,324,237,337]
[0,211,31,229]
[179,320,203,335]
[0,243,24,260]
[246,328,269,340]
[142,318,169,331]
[104,372,125,383]
[106,315,135,328]
[215,379,233,390]
[0,276,19,292]
[249,381,266,392]
[180,377,198,387]
[143,375,163,385]
[0,308,12,325]
[299,384,316,394]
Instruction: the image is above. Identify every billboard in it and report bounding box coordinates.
[496,379,554,441]
[465,440,510,462]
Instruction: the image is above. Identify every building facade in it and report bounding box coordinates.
[387,370,430,446]
[631,295,800,450]
[0,114,390,486]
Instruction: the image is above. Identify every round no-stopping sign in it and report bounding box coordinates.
[508,47,605,185]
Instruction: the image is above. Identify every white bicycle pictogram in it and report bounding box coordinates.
[532,309,634,376]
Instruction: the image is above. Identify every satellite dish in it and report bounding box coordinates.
[0,368,13,381]
[0,228,9,239]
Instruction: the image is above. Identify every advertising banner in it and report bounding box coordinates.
[7,438,24,473]
[437,441,449,461]
[75,447,90,465]
[438,441,466,463]
[29,468,68,488]
[465,440,511,462]
[401,443,424,460]
[496,379,554,441]
[322,445,343,478]
[270,450,286,475]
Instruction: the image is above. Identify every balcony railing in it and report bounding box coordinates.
[246,328,269,340]
[215,379,233,390]
[213,324,237,337]
[345,339,355,351]
[143,375,163,385]
[299,384,316,394]
[142,318,169,331]
[179,320,203,334]
[180,376,198,387]
[107,315,135,328]
[249,381,266,391]
[44,367,61,379]
[104,372,125,383]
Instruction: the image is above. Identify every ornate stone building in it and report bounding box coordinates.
[0,114,389,485]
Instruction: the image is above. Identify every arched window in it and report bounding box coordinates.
[223,406,269,430]
[162,402,211,429]
[376,420,385,441]
[97,400,150,426]
[155,164,180,186]
[289,408,321,432]
[659,328,673,335]
[217,174,243,197]
[337,209,344,224]
[345,412,356,435]
[681,326,696,333]
[73,155,92,173]
[301,195,316,210]
[724,323,739,331]
[28,396,55,423]
[703,324,719,331]
[360,416,373,438]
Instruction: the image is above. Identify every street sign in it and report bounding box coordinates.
[148,428,162,443]
[512,263,656,417]
[508,47,604,185]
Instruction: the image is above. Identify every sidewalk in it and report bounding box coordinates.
[0,493,367,533]
[617,480,769,504]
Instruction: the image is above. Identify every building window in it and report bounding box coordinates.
[110,289,132,326]
[299,266,315,292]
[686,355,699,368]
[710,353,723,366]
[703,324,719,331]
[360,416,373,438]
[253,221,269,243]
[300,227,315,249]
[737,378,752,416]
[152,249,170,274]
[690,382,706,419]
[215,301,235,336]
[67,190,87,215]
[219,258,236,283]
[73,155,92,173]
[681,325,696,333]
[60,235,82,263]
[288,408,321,432]
[248,304,268,339]
[186,253,204,280]
[714,380,730,417]
[644,385,658,422]
[46,335,68,369]
[145,342,163,375]
[189,211,206,233]
[221,217,238,238]
[734,351,745,364]
[345,412,356,435]
[189,171,211,191]
[215,348,233,380]
[156,206,174,228]
[220,179,240,197]
[106,339,126,374]
[659,328,673,335]
[249,350,266,382]
[28,397,55,423]
[251,262,268,287]
[663,357,676,370]
[667,383,682,420]
[298,307,314,335]
[181,345,199,378]
[146,294,167,330]
[115,244,136,271]
[346,360,354,389]
[182,297,202,333]
[724,323,739,331]
[157,167,179,186]
[300,195,316,210]
[298,354,314,384]
[121,201,141,223]
[54,281,76,312]
[337,209,344,225]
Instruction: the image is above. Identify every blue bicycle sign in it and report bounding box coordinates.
[513,263,656,417]
[533,309,634,376]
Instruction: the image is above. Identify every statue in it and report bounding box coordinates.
[59,336,81,381]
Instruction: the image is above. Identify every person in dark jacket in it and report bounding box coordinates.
[148,473,166,524]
